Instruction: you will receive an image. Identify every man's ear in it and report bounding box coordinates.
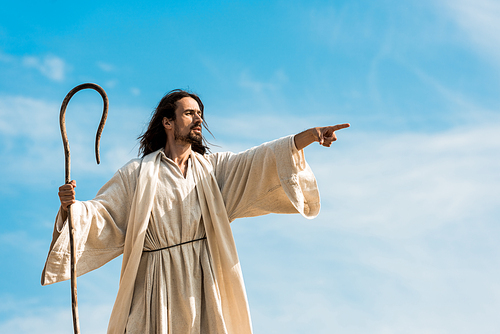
[163,117,172,130]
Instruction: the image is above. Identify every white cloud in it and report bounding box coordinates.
[0,302,111,334]
[97,61,116,72]
[233,118,500,333]
[238,69,288,94]
[0,95,57,137]
[130,87,141,96]
[207,101,500,240]
[440,0,500,64]
[209,113,321,149]
[0,230,47,255]
[244,226,500,334]
[0,94,144,190]
[309,122,500,238]
[22,55,67,82]
[105,79,118,88]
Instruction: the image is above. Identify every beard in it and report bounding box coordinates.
[174,124,203,145]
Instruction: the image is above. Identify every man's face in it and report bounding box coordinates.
[172,97,203,145]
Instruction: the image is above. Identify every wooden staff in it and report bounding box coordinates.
[59,83,108,334]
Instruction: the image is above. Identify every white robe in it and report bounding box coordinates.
[41,135,320,334]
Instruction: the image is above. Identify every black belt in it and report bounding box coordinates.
[144,237,207,253]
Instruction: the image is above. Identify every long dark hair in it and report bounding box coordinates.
[138,89,211,157]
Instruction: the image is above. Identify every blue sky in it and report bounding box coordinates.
[1,0,500,333]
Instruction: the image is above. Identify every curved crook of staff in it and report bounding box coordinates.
[59,83,108,334]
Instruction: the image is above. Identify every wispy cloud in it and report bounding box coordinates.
[104,79,119,89]
[0,230,47,255]
[0,94,145,190]
[308,123,500,237]
[130,87,141,96]
[97,61,116,72]
[22,55,67,82]
[237,120,500,333]
[440,0,500,64]
[205,102,500,333]
[238,69,288,94]
[0,302,111,334]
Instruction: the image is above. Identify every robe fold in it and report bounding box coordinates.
[41,135,320,334]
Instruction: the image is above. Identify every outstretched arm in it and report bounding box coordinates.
[294,124,350,150]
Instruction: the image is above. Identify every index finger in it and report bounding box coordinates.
[59,180,76,191]
[331,123,350,131]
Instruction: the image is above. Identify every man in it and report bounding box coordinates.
[42,89,350,334]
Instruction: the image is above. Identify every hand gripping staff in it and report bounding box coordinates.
[59,83,108,334]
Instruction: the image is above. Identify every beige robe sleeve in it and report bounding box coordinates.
[41,160,141,286]
[209,135,320,221]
